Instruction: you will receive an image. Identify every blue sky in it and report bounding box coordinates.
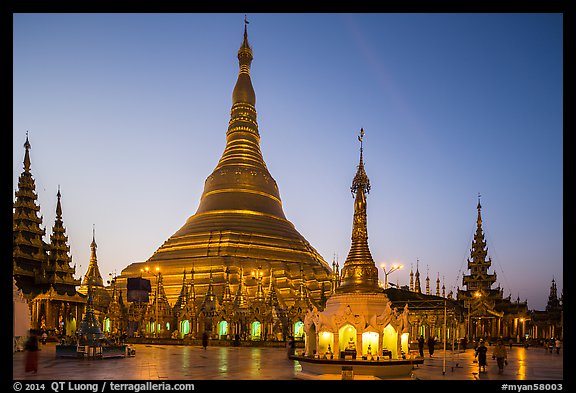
[13,13,562,310]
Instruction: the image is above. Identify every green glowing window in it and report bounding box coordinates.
[181,320,190,335]
[294,321,304,338]
[219,320,229,336]
[251,321,262,340]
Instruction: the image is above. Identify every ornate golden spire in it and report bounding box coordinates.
[187,19,285,221]
[82,225,104,287]
[232,16,255,106]
[336,129,380,294]
[123,20,332,307]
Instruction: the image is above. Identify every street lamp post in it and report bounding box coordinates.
[380,263,403,289]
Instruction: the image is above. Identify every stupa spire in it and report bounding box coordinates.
[178,18,287,223]
[82,225,104,287]
[234,268,248,308]
[221,267,233,303]
[425,265,430,295]
[336,129,380,294]
[414,259,422,293]
[126,19,332,307]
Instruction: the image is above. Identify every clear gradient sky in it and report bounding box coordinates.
[13,13,563,310]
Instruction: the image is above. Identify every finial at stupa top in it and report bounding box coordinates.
[233,16,255,105]
[351,128,370,196]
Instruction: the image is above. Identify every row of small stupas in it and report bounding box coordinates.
[13,20,561,342]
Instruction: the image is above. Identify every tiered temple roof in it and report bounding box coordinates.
[13,134,80,297]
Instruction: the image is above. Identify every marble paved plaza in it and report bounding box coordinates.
[13,342,563,381]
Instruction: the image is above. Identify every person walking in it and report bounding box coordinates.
[555,338,561,354]
[417,335,425,357]
[492,339,508,374]
[202,331,209,350]
[475,339,488,373]
[24,330,39,374]
[427,336,436,357]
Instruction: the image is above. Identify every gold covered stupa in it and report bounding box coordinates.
[118,22,332,305]
[335,128,381,294]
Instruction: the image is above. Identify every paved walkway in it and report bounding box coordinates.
[411,345,563,380]
[13,343,563,381]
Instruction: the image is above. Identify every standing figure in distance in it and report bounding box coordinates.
[417,335,425,358]
[475,339,488,373]
[24,330,39,374]
[427,336,436,357]
[492,338,508,374]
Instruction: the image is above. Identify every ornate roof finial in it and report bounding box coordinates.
[238,16,252,69]
[351,128,370,197]
[23,132,32,172]
[56,185,62,218]
[477,192,483,224]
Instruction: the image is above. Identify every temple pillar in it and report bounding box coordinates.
[44,299,51,329]
[333,333,340,359]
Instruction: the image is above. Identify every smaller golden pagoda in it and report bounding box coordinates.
[301,130,413,369]
[78,227,111,315]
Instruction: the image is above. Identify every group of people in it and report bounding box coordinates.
[474,338,508,374]
[546,338,562,354]
[417,335,437,358]
[418,335,510,374]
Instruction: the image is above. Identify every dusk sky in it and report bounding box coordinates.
[13,13,562,310]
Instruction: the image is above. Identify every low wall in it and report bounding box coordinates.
[126,337,303,348]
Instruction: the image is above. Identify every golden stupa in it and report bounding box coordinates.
[118,22,333,305]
